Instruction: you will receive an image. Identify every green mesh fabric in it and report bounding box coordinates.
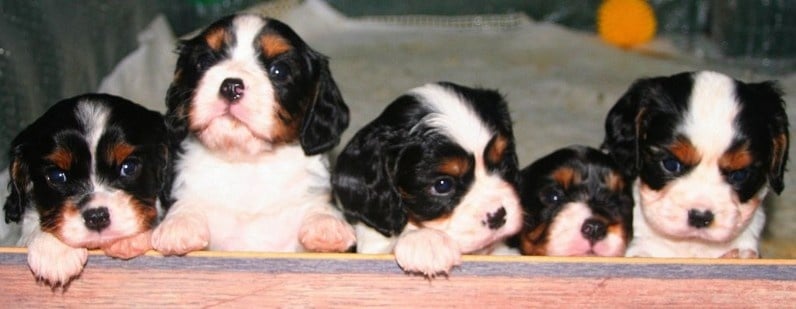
[0,0,260,166]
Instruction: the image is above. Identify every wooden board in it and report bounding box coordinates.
[1,248,795,307]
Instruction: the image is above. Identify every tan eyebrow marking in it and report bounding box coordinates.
[260,34,292,58]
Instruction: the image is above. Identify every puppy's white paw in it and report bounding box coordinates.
[394,228,462,277]
[27,233,88,287]
[103,230,153,260]
[299,214,356,252]
[151,213,209,255]
[720,248,760,259]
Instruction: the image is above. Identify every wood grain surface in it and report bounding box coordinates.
[1,248,794,307]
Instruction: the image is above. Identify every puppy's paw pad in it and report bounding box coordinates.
[28,236,88,287]
[151,215,209,255]
[103,230,153,260]
[299,214,356,252]
[394,229,461,277]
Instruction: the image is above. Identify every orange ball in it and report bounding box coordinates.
[597,0,657,48]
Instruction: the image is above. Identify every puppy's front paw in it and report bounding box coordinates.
[299,214,356,252]
[103,230,153,260]
[720,248,759,259]
[151,214,209,255]
[27,233,88,287]
[394,229,461,277]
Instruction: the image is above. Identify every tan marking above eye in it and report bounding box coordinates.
[605,171,625,192]
[204,27,226,51]
[719,142,753,172]
[47,148,73,170]
[552,167,580,190]
[109,143,136,166]
[437,156,472,177]
[260,34,292,58]
[668,137,700,166]
[486,134,509,165]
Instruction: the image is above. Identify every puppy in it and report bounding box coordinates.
[515,145,633,257]
[333,82,523,276]
[3,93,168,286]
[601,71,789,258]
[151,14,355,254]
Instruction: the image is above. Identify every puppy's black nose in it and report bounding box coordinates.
[219,78,245,102]
[485,207,507,230]
[688,209,714,229]
[581,219,607,241]
[83,207,111,231]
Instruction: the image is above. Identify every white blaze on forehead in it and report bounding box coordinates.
[231,15,266,60]
[410,84,494,155]
[680,71,739,160]
[76,99,110,188]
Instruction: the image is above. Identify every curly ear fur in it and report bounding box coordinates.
[600,79,653,178]
[332,127,407,237]
[300,51,349,156]
[737,81,790,195]
[600,73,692,178]
[4,146,29,223]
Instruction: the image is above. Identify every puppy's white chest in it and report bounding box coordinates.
[172,142,332,251]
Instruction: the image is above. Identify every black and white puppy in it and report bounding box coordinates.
[4,93,168,286]
[333,82,523,276]
[516,145,633,257]
[602,71,789,258]
[152,14,354,254]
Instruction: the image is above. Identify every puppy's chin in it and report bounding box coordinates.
[638,182,762,244]
[194,116,276,160]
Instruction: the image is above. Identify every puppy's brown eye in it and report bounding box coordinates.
[46,168,67,185]
[120,158,140,177]
[661,157,683,174]
[727,168,750,184]
[268,61,290,82]
[430,177,455,196]
[540,187,564,205]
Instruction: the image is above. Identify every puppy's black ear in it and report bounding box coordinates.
[601,74,692,177]
[300,51,350,156]
[601,79,653,177]
[332,127,407,237]
[744,81,789,194]
[4,146,29,223]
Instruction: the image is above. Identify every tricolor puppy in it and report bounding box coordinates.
[333,82,523,276]
[152,14,354,254]
[4,94,168,286]
[516,145,633,257]
[601,71,789,258]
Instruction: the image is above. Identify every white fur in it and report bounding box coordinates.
[627,181,766,258]
[189,15,279,159]
[545,202,626,257]
[627,72,767,258]
[24,222,88,286]
[153,15,353,254]
[10,98,162,284]
[152,140,353,253]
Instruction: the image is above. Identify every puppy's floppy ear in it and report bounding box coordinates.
[748,81,789,194]
[300,51,350,156]
[601,79,655,177]
[600,74,692,177]
[4,145,29,223]
[332,127,407,237]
